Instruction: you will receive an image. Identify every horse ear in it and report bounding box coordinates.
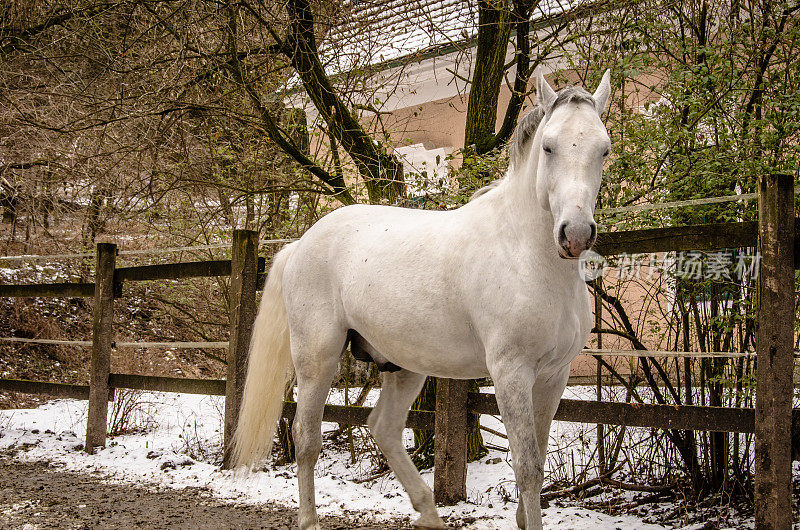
[536,70,557,109]
[593,69,612,115]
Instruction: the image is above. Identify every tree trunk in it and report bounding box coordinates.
[463,0,513,156]
[284,0,404,204]
[83,183,106,247]
[460,0,535,195]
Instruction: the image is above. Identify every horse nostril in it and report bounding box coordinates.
[589,223,597,245]
[558,222,569,249]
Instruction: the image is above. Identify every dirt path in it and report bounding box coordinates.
[0,459,412,529]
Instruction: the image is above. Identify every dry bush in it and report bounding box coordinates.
[177,398,225,464]
[108,389,159,437]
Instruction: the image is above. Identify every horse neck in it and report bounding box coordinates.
[494,153,580,277]
[500,156,554,249]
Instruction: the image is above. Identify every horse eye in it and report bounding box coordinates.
[543,146,553,154]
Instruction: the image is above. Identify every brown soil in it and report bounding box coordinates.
[0,458,412,529]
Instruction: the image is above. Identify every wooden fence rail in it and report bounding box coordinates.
[0,182,795,523]
[10,373,787,436]
[108,373,226,396]
[115,259,232,282]
[595,220,758,255]
[0,378,94,400]
[0,282,94,298]
[115,258,266,283]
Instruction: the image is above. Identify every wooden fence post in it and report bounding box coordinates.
[755,173,794,530]
[85,242,117,453]
[434,378,469,504]
[594,279,605,474]
[222,229,259,469]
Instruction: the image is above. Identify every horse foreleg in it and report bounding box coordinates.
[514,365,571,528]
[532,366,570,466]
[490,362,544,530]
[292,350,340,530]
[368,370,444,529]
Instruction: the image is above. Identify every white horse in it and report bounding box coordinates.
[232,70,612,530]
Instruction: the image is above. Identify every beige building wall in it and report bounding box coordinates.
[382,80,539,167]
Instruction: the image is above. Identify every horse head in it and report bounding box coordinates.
[510,70,611,259]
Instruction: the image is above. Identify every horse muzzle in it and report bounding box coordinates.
[557,219,597,259]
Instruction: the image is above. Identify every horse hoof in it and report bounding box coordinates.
[412,515,446,529]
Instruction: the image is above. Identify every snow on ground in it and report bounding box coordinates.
[0,388,692,529]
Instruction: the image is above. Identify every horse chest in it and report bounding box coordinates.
[476,274,591,373]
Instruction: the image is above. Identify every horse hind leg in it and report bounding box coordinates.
[291,328,344,530]
[368,370,444,529]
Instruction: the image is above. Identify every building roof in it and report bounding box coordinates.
[322,0,474,72]
[286,0,594,117]
[320,0,573,74]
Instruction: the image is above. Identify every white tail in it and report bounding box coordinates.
[231,242,297,468]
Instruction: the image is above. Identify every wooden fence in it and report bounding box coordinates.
[0,174,795,527]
